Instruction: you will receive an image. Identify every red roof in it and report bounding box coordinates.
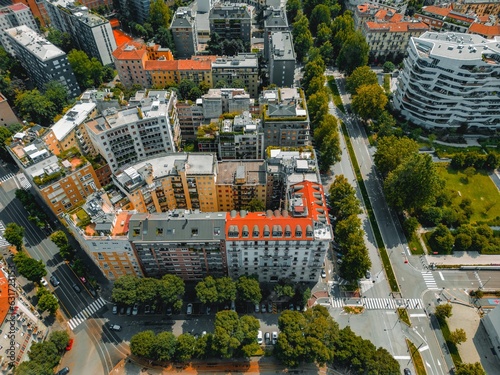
[0,271,11,325]
[113,29,134,48]
[112,41,147,60]
[469,23,500,37]
[422,5,452,17]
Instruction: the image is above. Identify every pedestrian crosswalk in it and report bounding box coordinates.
[68,297,106,330]
[331,297,424,310]
[0,221,10,248]
[0,173,14,184]
[422,271,439,290]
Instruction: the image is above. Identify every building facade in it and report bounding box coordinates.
[209,2,252,49]
[5,25,80,98]
[263,6,288,60]
[269,32,295,87]
[44,0,117,65]
[176,100,204,142]
[170,7,198,59]
[393,31,500,131]
[0,92,18,126]
[0,3,38,56]
[211,54,259,98]
[260,88,310,148]
[202,88,251,119]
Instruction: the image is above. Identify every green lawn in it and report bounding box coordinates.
[327,77,345,113]
[435,164,499,224]
[406,339,427,375]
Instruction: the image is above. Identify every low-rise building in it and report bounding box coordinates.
[211,54,259,98]
[128,211,228,280]
[260,87,310,148]
[0,3,38,56]
[202,88,252,119]
[263,6,288,60]
[176,100,205,142]
[0,92,18,127]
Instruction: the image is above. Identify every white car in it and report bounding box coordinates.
[272,331,278,345]
[40,278,48,287]
[186,303,193,315]
[132,303,139,316]
[257,330,263,344]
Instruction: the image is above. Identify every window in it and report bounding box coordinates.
[192,228,199,236]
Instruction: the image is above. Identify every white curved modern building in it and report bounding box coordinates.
[393,31,500,130]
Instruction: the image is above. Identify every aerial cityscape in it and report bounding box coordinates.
[0,0,499,374]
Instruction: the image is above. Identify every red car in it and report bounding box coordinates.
[65,339,74,351]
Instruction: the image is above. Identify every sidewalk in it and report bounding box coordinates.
[426,251,500,266]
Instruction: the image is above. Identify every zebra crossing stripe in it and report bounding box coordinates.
[0,173,14,183]
[67,298,107,331]
[422,271,439,290]
[331,298,424,310]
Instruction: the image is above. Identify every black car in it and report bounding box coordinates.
[50,275,61,287]
[72,283,81,293]
[56,367,70,375]
[404,369,412,375]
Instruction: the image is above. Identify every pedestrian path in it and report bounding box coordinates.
[0,173,14,183]
[67,297,106,330]
[422,270,439,290]
[0,221,10,248]
[331,297,424,310]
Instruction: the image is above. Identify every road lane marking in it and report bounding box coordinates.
[439,272,444,280]
[419,345,430,352]
[393,356,411,360]
[410,314,427,317]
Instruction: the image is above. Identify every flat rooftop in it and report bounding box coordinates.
[51,102,96,141]
[217,160,267,185]
[5,25,65,61]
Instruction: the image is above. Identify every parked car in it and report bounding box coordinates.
[72,283,81,293]
[40,278,48,287]
[268,302,273,313]
[50,275,60,287]
[365,270,371,279]
[119,306,125,315]
[230,300,236,311]
[261,304,267,313]
[144,305,151,314]
[109,324,122,331]
[337,259,343,265]
[132,303,139,316]
[166,307,172,316]
[186,303,193,315]
[321,269,327,278]
[272,331,278,345]
[257,330,263,344]
[206,306,211,315]
[126,306,132,316]
[56,368,70,375]
[264,332,271,345]
[404,369,412,375]
[65,339,74,351]
[289,303,294,311]
[112,304,118,315]
[254,304,260,313]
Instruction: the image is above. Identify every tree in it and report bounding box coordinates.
[206,32,223,55]
[15,361,53,375]
[152,331,176,361]
[316,23,332,47]
[434,303,453,321]
[49,231,68,248]
[48,330,70,353]
[346,66,378,95]
[244,198,265,212]
[286,0,301,23]
[44,81,69,114]
[28,341,60,370]
[154,27,175,51]
[429,224,454,254]
[274,284,295,298]
[130,330,155,358]
[383,61,396,73]
[211,310,258,358]
[403,217,419,238]
[374,136,419,177]
[384,153,444,212]
[236,276,262,304]
[178,79,197,100]
[14,89,56,126]
[375,110,396,137]
[319,40,335,66]
[216,277,237,303]
[336,31,369,74]
[455,362,486,375]
[449,328,467,345]
[148,0,172,33]
[46,28,73,52]
[306,90,329,125]
[463,166,476,182]
[196,276,219,304]
[136,277,159,303]
[4,222,24,250]
[310,5,331,35]
[158,274,185,307]
[351,83,387,121]
[334,214,362,245]
[112,275,140,305]
[292,15,313,62]
[455,233,472,251]
[67,49,104,90]
[319,127,341,172]
[37,289,59,315]
[13,252,47,283]
[175,333,195,362]
[340,244,371,282]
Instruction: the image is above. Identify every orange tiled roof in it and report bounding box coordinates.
[0,271,11,325]
[375,9,388,19]
[366,21,429,32]
[109,18,120,28]
[422,5,452,17]
[469,23,500,37]
[112,41,147,60]
[144,59,212,71]
[111,212,132,236]
[391,13,404,22]
[113,29,134,49]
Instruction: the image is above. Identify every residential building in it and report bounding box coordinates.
[8,141,101,215]
[85,90,178,173]
[12,0,48,26]
[176,100,204,142]
[112,153,218,213]
[197,0,214,13]
[225,180,332,283]
[202,88,251,119]
[260,87,310,148]
[415,5,482,34]
[170,7,198,59]
[452,0,500,18]
[44,0,117,65]
[482,304,500,358]
[5,25,80,98]
[43,102,97,156]
[468,23,500,38]
[211,54,259,98]
[216,159,268,211]
[269,32,295,87]
[0,3,38,56]
[393,31,500,131]
[64,193,143,280]
[123,0,150,24]
[0,93,18,126]
[128,211,228,280]
[112,41,213,89]
[79,88,124,113]
[263,6,288,60]
[209,2,252,49]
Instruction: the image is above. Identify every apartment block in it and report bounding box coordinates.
[128,211,228,280]
[170,7,198,59]
[5,25,80,98]
[0,93,18,126]
[85,90,178,173]
[450,0,500,18]
[263,6,288,60]
[8,141,101,215]
[176,100,204,142]
[216,160,268,211]
[260,87,310,148]
[64,193,143,280]
[211,54,259,98]
[44,0,117,65]
[12,0,47,27]
[269,32,295,87]
[124,0,150,24]
[393,31,500,131]
[0,3,38,55]
[43,102,97,156]
[225,180,332,283]
[209,2,252,49]
[112,153,218,213]
[202,88,251,119]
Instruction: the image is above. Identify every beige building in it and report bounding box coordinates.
[0,93,18,127]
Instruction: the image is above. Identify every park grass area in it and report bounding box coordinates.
[437,318,462,365]
[397,308,411,327]
[435,164,499,224]
[408,235,425,255]
[406,339,427,375]
[340,123,399,292]
[434,145,483,158]
[327,77,345,113]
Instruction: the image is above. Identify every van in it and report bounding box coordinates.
[257,330,263,344]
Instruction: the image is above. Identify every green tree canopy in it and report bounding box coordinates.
[49,230,68,248]
[15,361,53,375]
[286,0,301,23]
[455,362,486,375]
[67,49,105,90]
[28,341,60,370]
[152,331,177,361]
[44,81,70,114]
[340,244,371,282]
[449,328,467,345]
[136,277,160,303]
[175,333,196,362]
[292,14,313,62]
[346,66,378,95]
[37,288,59,315]
[244,198,265,212]
[13,252,47,283]
[236,276,262,304]
[374,135,419,177]
[212,311,260,358]
[196,276,219,304]
[15,89,57,126]
[351,83,387,121]
[112,275,140,305]
[158,274,185,306]
[310,5,331,35]
[384,153,444,212]
[130,330,155,358]
[429,224,455,254]
[216,276,237,303]
[148,0,172,33]
[434,303,453,321]
[4,222,24,250]
[48,330,70,353]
